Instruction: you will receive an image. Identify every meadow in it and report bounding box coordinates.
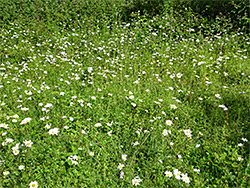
[0,0,249,187]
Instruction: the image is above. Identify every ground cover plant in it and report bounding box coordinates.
[0,0,249,187]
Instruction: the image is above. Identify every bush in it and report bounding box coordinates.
[172,0,250,34]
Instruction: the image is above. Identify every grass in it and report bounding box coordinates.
[0,0,249,187]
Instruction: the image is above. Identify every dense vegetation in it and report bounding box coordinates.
[0,0,249,187]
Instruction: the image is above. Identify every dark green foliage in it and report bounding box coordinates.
[120,0,165,21]
[173,0,250,34]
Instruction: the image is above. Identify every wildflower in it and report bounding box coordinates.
[94,123,102,127]
[45,124,51,129]
[88,67,93,72]
[193,168,200,174]
[2,132,7,136]
[13,149,20,155]
[196,144,201,148]
[170,74,175,79]
[72,155,78,160]
[238,143,243,147]
[0,123,9,129]
[117,163,125,170]
[131,102,137,107]
[242,138,248,142]
[176,73,182,78]
[44,103,53,108]
[165,120,173,126]
[218,104,228,110]
[215,94,221,99]
[19,165,25,170]
[164,171,173,177]
[49,128,59,135]
[183,129,192,135]
[122,154,127,161]
[12,114,19,118]
[173,169,182,180]
[132,176,142,186]
[108,130,112,136]
[72,161,78,165]
[13,143,21,150]
[107,121,113,127]
[21,107,29,111]
[20,117,31,125]
[12,119,18,123]
[170,104,177,109]
[129,95,134,100]
[29,181,38,188]
[181,173,190,184]
[6,138,14,143]
[89,151,94,156]
[133,141,139,146]
[120,171,124,179]
[185,133,192,138]
[238,157,244,161]
[162,129,171,136]
[3,171,10,175]
[24,140,33,147]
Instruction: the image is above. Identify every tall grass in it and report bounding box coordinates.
[0,0,249,187]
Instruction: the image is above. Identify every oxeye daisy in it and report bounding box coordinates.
[19,165,25,170]
[238,157,244,161]
[117,163,125,170]
[173,169,182,180]
[2,132,7,136]
[183,129,192,135]
[13,149,20,155]
[162,129,171,136]
[6,138,14,143]
[133,141,139,146]
[176,73,183,78]
[89,151,94,156]
[164,171,173,177]
[129,95,134,99]
[181,173,190,184]
[20,117,31,125]
[215,94,221,99]
[49,128,59,135]
[131,102,136,107]
[165,120,173,126]
[45,124,51,129]
[3,171,10,175]
[132,176,142,186]
[170,104,177,109]
[122,154,127,161]
[0,123,9,129]
[24,140,33,147]
[94,123,102,127]
[72,155,78,160]
[72,161,78,165]
[242,138,248,142]
[29,181,38,188]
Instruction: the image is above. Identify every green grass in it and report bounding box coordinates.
[0,1,250,187]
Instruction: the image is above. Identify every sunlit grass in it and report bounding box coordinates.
[0,2,249,188]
